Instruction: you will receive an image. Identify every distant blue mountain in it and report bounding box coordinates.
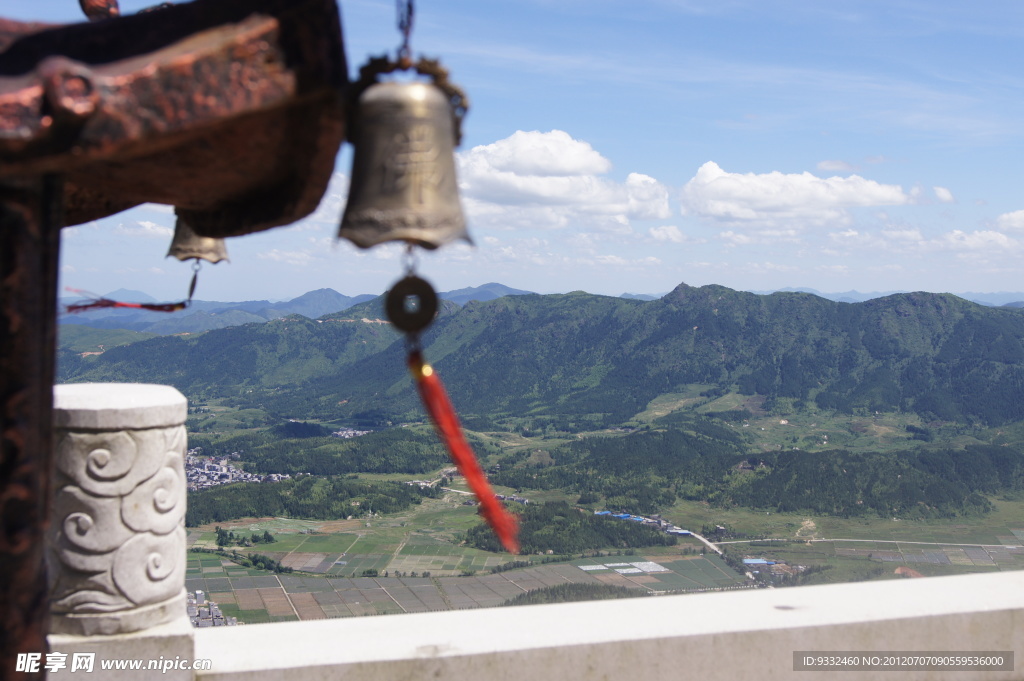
[440,282,534,305]
[274,288,376,319]
[961,292,1024,306]
[746,287,910,303]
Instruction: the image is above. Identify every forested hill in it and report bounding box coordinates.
[59,283,1024,426]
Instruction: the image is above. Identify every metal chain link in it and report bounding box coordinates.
[396,0,414,66]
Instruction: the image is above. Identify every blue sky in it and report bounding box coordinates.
[18,1,1024,301]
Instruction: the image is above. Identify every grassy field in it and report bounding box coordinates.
[633,386,717,422]
[661,496,1024,546]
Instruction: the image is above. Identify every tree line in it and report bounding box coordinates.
[491,427,1024,519]
[466,501,677,554]
[186,475,439,525]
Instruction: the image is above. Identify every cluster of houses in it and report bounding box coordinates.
[594,511,693,536]
[188,590,238,628]
[495,493,529,505]
[185,449,291,491]
[455,493,531,507]
[405,467,462,489]
[331,427,371,439]
[742,558,806,577]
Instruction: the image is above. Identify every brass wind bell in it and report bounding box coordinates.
[167,218,229,264]
[338,55,470,250]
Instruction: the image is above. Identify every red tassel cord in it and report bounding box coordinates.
[64,291,188,313]
[64,271,198,314]
[408,350,520,554]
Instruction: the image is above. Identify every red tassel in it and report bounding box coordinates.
[64,288,189,314]
[408,350,520,554]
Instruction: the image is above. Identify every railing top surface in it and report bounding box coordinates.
[54,382,186,429]
[192,570,1024,678]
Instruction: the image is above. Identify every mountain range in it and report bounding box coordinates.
[58,283,532,335]
[59,282,1024,430]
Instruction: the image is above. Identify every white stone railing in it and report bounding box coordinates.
[43,383,1024,681]
[190,570,1023,681]
[48,384,193,680]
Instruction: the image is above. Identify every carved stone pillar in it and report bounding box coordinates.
[49,383,188,636]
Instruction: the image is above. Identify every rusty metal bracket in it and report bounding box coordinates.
[0,0,349,236]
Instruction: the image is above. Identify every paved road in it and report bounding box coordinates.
[715,538,1019,549]
[439,487,473,496]
[690,532,724,555]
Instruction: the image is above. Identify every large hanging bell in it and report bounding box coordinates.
[167,217,229,264]
[339,57,470,250]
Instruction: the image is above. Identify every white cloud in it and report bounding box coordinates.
[463,130,611,177]
[371,243,404,261]
[817,160,856,172]
[747,261,798,273]
[567,254,663,270]
[827,225,1019,258]
[648,225,686,243]
[881,228,925,242]
[256,249,315,267]
[720,228,801,246]
[933,230,1014,251]
[996,209,1024,231]
[114,221,173,238]
[933,186,955,203]
[816,264,851,274]
[457,130,670,231]
[460,198,570,231]
[680,161,912,228]
[625,173,672,220]
[720,230,753,245]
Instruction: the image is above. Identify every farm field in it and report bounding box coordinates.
[185,477,1024,625]
[184,549,750,624]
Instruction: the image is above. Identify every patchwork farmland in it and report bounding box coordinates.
[184,548,749,623]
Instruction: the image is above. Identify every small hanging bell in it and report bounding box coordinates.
[339,57,470,250]
[167,217,229,264]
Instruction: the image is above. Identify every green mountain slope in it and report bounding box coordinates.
[58,325,158,353]
[60,311,400,402]
[59,283,1024,427]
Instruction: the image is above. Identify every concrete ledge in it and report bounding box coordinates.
[193,570,1024,681]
